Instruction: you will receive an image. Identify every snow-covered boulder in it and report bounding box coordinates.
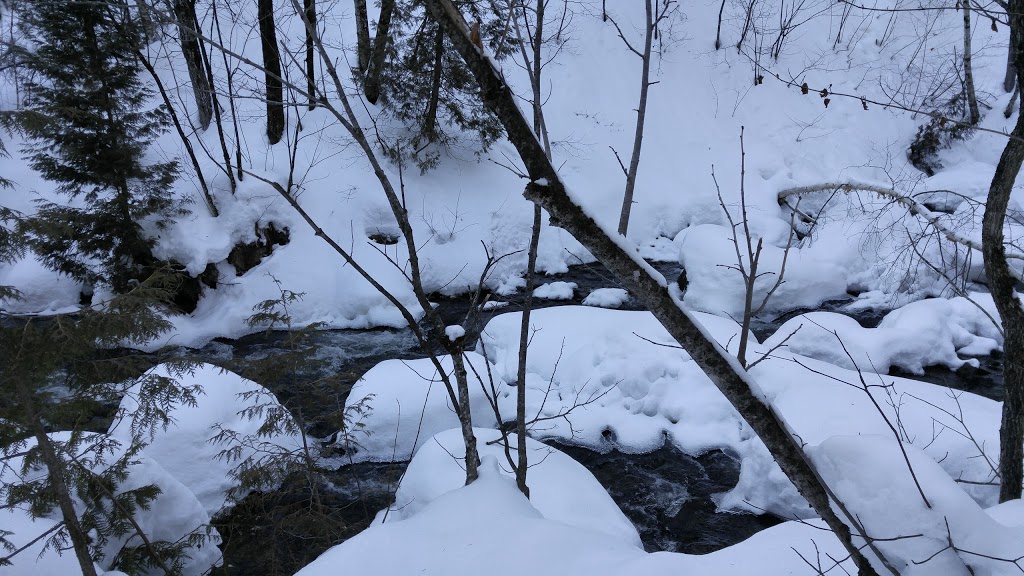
[108,363,303,516]
[343,353,506,462]
[387,428,642,547]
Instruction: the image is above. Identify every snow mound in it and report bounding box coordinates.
[0,255,82,314]
[387,428,642,547]
[678,224,848,318]
[809,435,1024,574]
[109,363,303,516]
[478,305,1003,517]
[343,353,505,463]
[533,281,577,300]
[1,433,220,576]
[295,457,853,576]
[582,287,629,308]
[764,294,1001,374]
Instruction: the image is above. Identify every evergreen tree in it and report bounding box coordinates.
[14,0,182,294]
[0,272,210,575]
[372,1,514,172]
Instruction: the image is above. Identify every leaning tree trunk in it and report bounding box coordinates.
[422,1,887,573]
[986,0,1024,503]
[173,0,213,130]
[363,0,395,104]
[259,0,284,143]
[354,0,371,72]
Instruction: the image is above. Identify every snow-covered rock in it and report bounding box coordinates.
[108,363,303,516]
[387,428,642,547]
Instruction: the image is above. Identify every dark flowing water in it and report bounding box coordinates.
[194,260,1003,574]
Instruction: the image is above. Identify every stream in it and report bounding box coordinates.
[193,259,1004,574]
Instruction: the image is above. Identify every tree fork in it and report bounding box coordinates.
[422,0,885,572]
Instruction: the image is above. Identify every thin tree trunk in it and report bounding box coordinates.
[450,349,481,483]
[354,0,371,72]
[259,0,284,144]
[423,2,885,572]
[423,27,444,139]
[986,0,1024,503]
[16,381,99,576]
[1007,24,1018,93]
[617,0,654,237]
[715,0,727,49]
[363,0,395,104]
[212,0,244,182]
[193,5,237,193]
[964,0,980,125]
[135,49,218,217]
[173,0,213,131]
[305,0,317,110]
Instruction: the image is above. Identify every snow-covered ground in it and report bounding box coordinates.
[5,0,1024,573]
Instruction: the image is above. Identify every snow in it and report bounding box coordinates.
[342,353,504,463]
[4,0,1024,573]
[0,433,220,576]
[108,363,303,516]
[0,508,105,575]
[533,281,577,300]
[763,294,1002,374]
[295,456,855,576]
[387,428,642,547]
[445,324,466,341]
[582,287,629,308]
[475,305,1004,516]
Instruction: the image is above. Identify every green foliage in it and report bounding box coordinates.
[374,1,515,172]
[210,278,371,575]
[908,93,975,176]
[0,271,212,575]
[12,0,183,293]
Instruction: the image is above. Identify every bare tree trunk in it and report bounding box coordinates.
[212,0,244,182]
[364,0,395,104]
[423,27,444,139]
[986,1,1024,503]
[135,49,218,216]
[305,0,317,110]
[617,0,654,236]
[964,0,980,125]
[354,0,371,72]
[259,0,284,144]
[423,2,885,572]
[173,0,213,130]
[715,0,727,49]
[1007,24,1018,93]
[16,381,99,576]
[192,4,237,193]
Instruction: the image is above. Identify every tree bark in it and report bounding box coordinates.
[964,0,980,125]
[1007,23,1018,93]
[354,0,371,72]
[363,0,395,104]
[16,381,99,576]
[259,0,284,144]
[617,0,653,237]
[423,1,884,572]
[305,0,317,110]
[986,0,1024,503]
[173,0,213,130]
